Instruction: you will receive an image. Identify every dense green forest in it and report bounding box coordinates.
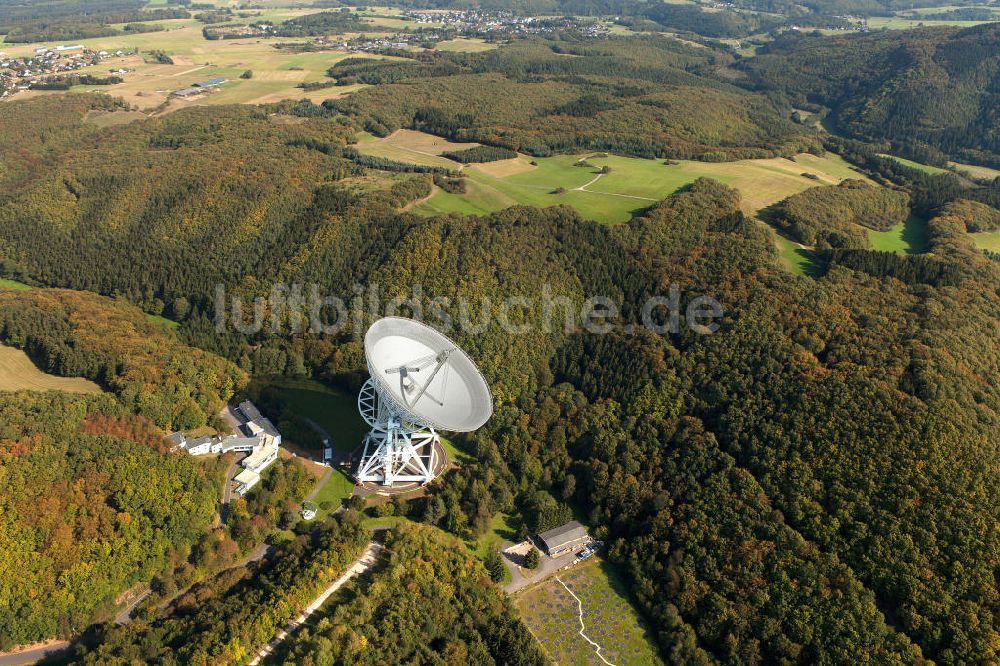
[1,17,999,660]
[330,38,816,159]
[765,179,910,248]
[738,24,1000,167]
[0,391,221,648]
[0,288,247,430]
[276,523,546,665]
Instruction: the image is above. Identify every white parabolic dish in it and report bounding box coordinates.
[364,317,493,432]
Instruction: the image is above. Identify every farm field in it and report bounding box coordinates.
[970,230,1000,252]
[356,130,475,169]
[867,214,930,254]
[0,344,102,393]
[950,161,1000,181]
[0,19,376,110]
[433,37,499,52]
[515,558,662,666]
[393,135,869,223]
[867,15,995,28]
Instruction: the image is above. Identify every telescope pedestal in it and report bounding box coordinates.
[355,378,439,486]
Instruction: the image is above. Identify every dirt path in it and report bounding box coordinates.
[399,184,440,212]
[303,467,333,503]
[556,576,617,666]
[575,173,604,190]
[249,542,383,665]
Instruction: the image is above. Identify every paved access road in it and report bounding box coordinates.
[249,541,383,665]
[0,641,70,666]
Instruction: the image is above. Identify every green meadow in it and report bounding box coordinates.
[310,469,356,520]
[255,377,368,455]
[403,148,868,224]
[877,154,948,174]
[867,214,930,254]
[970,230,1000,252]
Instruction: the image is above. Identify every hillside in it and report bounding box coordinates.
[738,24,1000,167]
[0,391,222,648]
[0,18,999,661]
[0,288,247,429]
[332,37,817,160]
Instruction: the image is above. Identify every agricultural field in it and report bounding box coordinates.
[432,37,498,52]
[365,128,871,223]
[515,558,662,666]
[0,15,379,110]
[0,344,102,393]
[950,161,1000,181]
[356,130,475,169]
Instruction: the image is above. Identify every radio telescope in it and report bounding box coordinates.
[355,317,492,486]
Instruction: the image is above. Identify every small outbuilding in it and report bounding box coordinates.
[537,520,589,557]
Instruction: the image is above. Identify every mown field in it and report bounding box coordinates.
[356,130,867,224]
[0,344,102,393]
[867,213,930,254]
[515,558,662,666]
[971,230,1000,252]
[255,377,367,455]
[310,468,356,521]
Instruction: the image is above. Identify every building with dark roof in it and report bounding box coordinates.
[537,520,589,556]
[193,77,225,87]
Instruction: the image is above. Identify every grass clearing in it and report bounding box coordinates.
[311,469,355,520]
[410,147,868,224]
[0,278,32,291]
[145,312,180,329]
[515,558,662,666]
[970,230,1000,252]
[355,131,469,169]
[867,214,930,254]
[877,154,948,174]
[433,38,498,52]
[472,511,518,559]
[765,223,820,276]
[949,161,1000,181]
[255,377,367,455]
[0,344,103,393]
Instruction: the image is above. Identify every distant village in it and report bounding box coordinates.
[400,9,611,39]
[0,44,130,98]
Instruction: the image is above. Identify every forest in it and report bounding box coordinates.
[738,24,1000,167]
[329,38,816,159]
[764,179,910,248]
[0,288,247,430]
[0,18,998,663]
[0,391,221,648]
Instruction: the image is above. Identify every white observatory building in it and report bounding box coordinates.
[355,317,493,486]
